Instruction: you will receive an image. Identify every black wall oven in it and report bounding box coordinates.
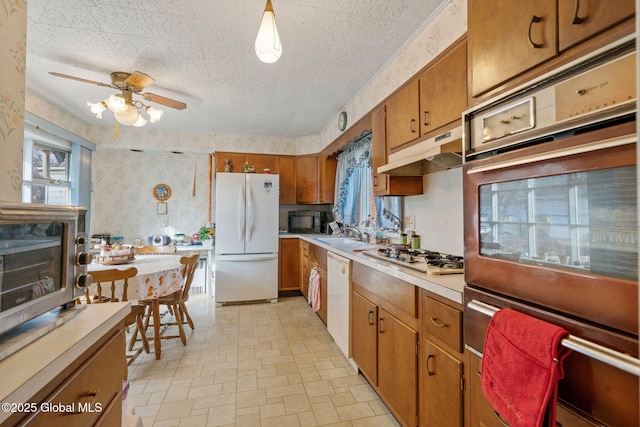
[462,38,638,426]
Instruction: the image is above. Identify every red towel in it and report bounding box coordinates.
[481,308,571,427]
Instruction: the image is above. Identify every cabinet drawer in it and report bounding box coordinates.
[424,296,462,353]
[21,330,124,426]
[352,263,418,318]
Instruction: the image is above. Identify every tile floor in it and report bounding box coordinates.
[126,293,401,427]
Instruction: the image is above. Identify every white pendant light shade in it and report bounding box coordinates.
[255,0,282,63]
[114,102,141,126]
[105,93,127,113]
[133,115,148,127]
[87,101,106,118]
[146,105,164,123]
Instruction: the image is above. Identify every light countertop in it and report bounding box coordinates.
[0,303,130,423]
[282,234,465,304]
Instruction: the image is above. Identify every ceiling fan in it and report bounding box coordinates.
[49,70,186,127]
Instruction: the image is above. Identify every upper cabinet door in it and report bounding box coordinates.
[468,0,557,97]
[558,0,635,52]
[419,39,468,136]
[386,79,420,152]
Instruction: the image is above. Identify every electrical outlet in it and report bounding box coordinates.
[404,216,416,230]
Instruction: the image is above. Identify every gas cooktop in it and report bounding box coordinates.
[362,247,464,275]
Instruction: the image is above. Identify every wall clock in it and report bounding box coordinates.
[338,111,347,131]
[153,183,172,201]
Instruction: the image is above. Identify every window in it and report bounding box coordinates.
[478,166,637,281]
[333,132,372,226]
[23,139,71,205]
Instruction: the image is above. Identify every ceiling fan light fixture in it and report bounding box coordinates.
[133,115,148,127]
[87,100,107,119]
[105,93,127,113]
[146,105,164,123]
[255,0,282,64]
[114,102,141,126]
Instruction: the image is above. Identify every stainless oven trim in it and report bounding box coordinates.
[467,299,640,377]
[463,35,636,160]
[480,96,536,143]
[466,133,636,174]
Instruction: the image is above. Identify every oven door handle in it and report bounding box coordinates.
[466,134,636,174]
[467,299,640,377]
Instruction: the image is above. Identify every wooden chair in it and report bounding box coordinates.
[134,245,177,255]
[84,267,150,369]
[139,253,199,346]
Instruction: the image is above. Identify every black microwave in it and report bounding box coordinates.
[288,211,323,233]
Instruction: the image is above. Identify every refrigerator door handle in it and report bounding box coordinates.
[246,180,255,243]
[238,184,245,243]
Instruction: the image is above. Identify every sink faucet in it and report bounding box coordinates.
[345,226,363,241]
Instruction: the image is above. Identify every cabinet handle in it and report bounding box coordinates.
[426,354,436,376]
[379,317,385,333]
[368,310,375,326]
[571,0,584,24]
[430,317,448,328]
[423,111,429,126]
[410,119,417,133]
[527,15,544,49]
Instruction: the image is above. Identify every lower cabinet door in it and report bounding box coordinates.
[378,307,418,427]
[352,291,378,384]
[423,341,463,427]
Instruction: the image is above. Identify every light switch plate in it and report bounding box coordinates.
[404,216,415,230]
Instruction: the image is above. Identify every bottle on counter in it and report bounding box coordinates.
[411,234,421,249]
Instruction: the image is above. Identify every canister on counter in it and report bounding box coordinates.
[411,234,420,249]
[400,233,408,245]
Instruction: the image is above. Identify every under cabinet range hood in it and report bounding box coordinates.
[377,126,463,175]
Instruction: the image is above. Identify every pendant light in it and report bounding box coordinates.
[254,0,282,63]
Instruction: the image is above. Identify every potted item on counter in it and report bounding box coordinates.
[198,222,215,247]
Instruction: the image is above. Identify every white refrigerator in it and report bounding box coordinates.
[214,173,279,304]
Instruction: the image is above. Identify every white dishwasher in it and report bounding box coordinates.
[327,252,352,360]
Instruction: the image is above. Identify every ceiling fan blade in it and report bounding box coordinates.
[125,71,155,90]
[140,92,187,110]
[49,72,112,88]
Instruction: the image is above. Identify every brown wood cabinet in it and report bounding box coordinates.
[468,0,634,98]
[295,154,320,203]
[418,38,468,137]
[309,243,328,324]
[468,0,557,97]
[421,292,464,427]
[295,154,337,204]
[214,152,277,174]
[386,79,420,152]
[352,291,378,384]
[558,0,635,52]
[15,328,124,426]
[215,151,296,204]
[276,156,296,204]
[300,240,310,299]
[352,263,419,427]
[278,238,300,291]
[371,105,423,197]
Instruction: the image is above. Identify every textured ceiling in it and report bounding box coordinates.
[26,0,446,138]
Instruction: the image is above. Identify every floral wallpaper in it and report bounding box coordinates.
[0,0,26,201]
[91,149,213,243]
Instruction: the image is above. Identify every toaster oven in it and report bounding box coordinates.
[0,202,92,335]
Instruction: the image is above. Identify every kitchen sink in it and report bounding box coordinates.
[314,236,363,245]
[313,236,378,251]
